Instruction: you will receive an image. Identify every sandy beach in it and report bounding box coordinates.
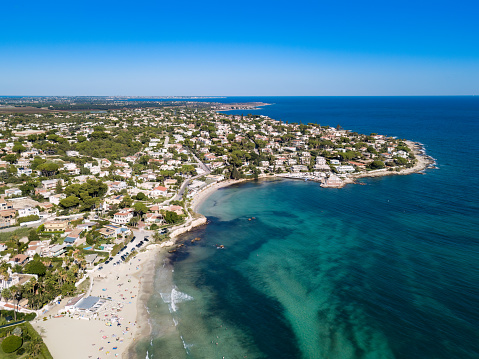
[33,244,161,359]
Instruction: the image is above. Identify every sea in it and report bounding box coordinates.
[135,97,479,359]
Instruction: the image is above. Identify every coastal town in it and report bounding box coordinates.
[0,101,431,358]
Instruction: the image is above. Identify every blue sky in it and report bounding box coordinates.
[1,0,478,95]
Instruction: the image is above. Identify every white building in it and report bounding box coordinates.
[112,210,134,224]
[336,165,355,173]
[42,178,62,190]
[149,186,168,198]
[17,167,32,176]
[17,207,40,218]
[4,188,22,197]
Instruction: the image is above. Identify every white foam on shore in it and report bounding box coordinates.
[160,287,194,313]
[180,335,193,354]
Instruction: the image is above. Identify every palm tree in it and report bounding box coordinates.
[0,262,10,281]
[1,287,12,303]
[57,268,68,286]
[10,285,22,321]
[28,336,43,357]
[11,234,21,254]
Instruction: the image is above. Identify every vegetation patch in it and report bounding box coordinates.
[1,335,22,353]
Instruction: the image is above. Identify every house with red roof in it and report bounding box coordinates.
[149,186,168,198]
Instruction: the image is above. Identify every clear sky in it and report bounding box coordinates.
[1,0,478,96]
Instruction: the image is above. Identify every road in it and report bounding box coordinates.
[95,229,153,273]
[168,150,211,202]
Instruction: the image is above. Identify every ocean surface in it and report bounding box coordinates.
[136,97,479,359]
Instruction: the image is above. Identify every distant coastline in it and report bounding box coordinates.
[212,102,272,111]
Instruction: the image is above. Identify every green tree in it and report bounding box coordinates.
[139,155,150,165]
[90,131,108,139]
[12,143,26,154]
[24,260,47,276]
[119,196,133,208]
[135,192,146,200]
[395,157,408,166]
[56,180,63,194]
[7,164,17,175]
[86,230,100,245]
[367,146,377,154]
[134,202,148,218]
[180,165,196,175]
[19,182,36,196]
[369,160,385,169]
[60,195,80,208]
[1,335,22,353]
[1,287,12,302]
[30,156,46,170]
[27,336,43,357]
[0,263,10,281]
[339,151,358,161]
[164,210,181,224]
[28,229,39,242]
[230,167,242,180]
[38,162,60,177]
[3,153,18,164]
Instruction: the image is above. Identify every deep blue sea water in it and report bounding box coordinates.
[137,97,479,359]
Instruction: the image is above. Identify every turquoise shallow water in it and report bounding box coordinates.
[137,97,479,359]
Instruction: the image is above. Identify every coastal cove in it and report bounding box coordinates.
[134,96,479,359]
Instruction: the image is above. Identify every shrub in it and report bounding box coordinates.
[135,192,146,200]
[24,313,36,321]
[1,335,22,353]
[369,160,385,169]
[17,215,40,224]
[164,211,181,224]
[23,260,47,276]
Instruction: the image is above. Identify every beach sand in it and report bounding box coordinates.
[33,245,161,359]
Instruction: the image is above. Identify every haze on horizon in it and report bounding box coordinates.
[1,0,478,96]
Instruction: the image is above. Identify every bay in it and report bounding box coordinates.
[136,96,479,359]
